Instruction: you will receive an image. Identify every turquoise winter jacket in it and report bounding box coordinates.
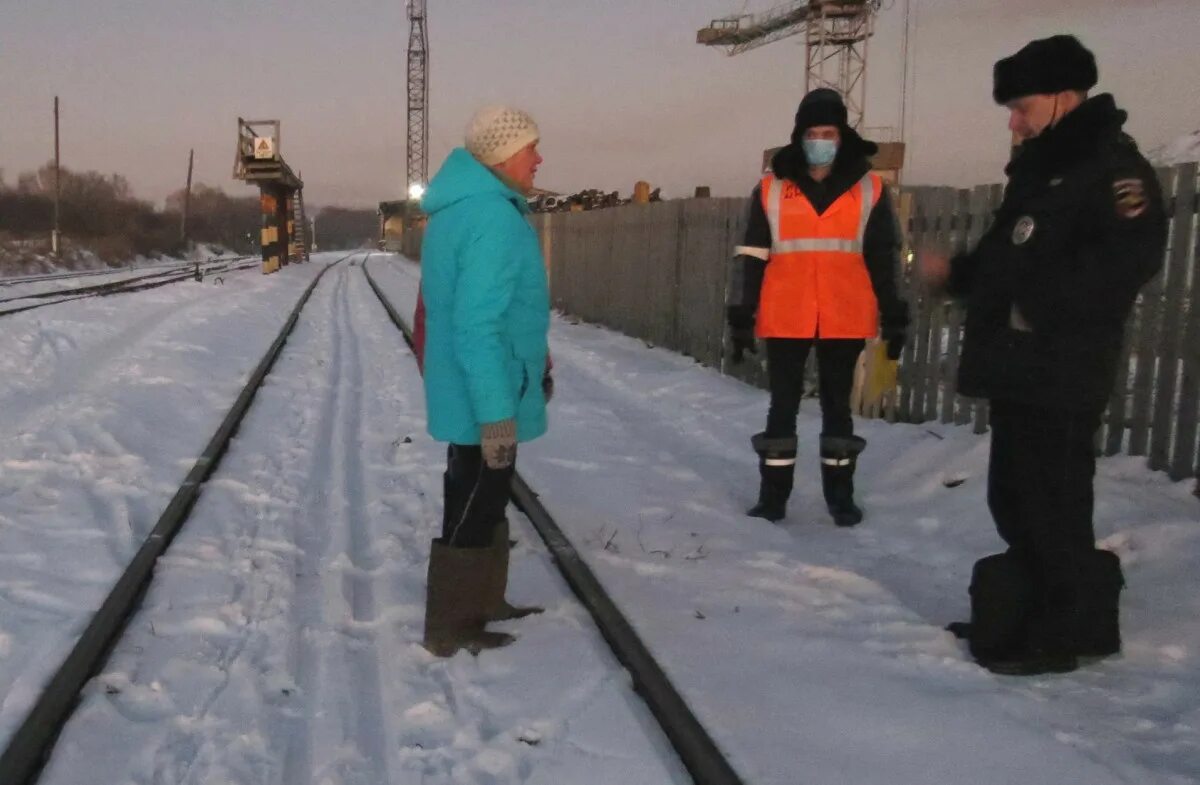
[419,148,550,445]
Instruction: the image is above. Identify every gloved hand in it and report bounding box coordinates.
[542,371,554,403]
[481,419,517,469]
[882,325,907,361]
[726,306,757,364]
[881,306,910,361]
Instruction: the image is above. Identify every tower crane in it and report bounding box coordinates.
[697,0,882,130]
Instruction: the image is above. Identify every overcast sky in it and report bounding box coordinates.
[3,0,1197,209]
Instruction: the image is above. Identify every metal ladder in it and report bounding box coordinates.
[290,188,311,262]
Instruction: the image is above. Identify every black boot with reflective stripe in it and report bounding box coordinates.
[749,432,797,522]
[820,434,866,527]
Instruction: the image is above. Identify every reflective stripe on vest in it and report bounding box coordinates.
[764,173,876,254]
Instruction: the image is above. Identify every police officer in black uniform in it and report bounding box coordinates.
[922,36,1167,675]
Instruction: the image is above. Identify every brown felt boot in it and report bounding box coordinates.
[487,520,544,621]
[423,539,515,657]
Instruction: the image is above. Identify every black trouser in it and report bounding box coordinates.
[764,338,865,439]
[987,400,1101,649]
[442,444,515,548]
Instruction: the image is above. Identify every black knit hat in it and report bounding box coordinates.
[791,88,848,142]
[993,35,1098,104]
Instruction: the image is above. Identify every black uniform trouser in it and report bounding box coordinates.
[442,444,515,548]
[987,400,1101,648]
[764,338,865,439]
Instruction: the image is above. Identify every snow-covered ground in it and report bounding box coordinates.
[375,258,1200,785]
[1,253,1196,784]
[0,257,326,747]
[36,254,684,785]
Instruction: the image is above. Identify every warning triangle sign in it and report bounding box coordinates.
[253,137,275,160]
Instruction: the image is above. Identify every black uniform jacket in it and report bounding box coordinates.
[949,94,1167,412]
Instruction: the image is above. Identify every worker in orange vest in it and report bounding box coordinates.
[727,88,909,526]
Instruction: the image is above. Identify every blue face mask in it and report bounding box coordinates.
[802,138,839,167]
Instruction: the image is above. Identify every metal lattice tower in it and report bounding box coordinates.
[805,2,874,129]
[406,0,429,197]
[698,1,880,129]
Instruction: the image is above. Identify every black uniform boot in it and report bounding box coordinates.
[820,434,867,527]
[982,580,1081,675]
[748,432,797,522]
[980,624,1079,675]
[980,648,1079,676]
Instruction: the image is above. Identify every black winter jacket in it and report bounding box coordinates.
[728,131,909,335]
[950,94,1167,411]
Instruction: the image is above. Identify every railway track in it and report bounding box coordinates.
[0,261,196,288]
[0,251,744,785]
[0,256,251,287]
[364,257,742,785]
[0,251,354,784]
[0,257,259,318]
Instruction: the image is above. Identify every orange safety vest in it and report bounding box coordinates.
[756,172,882,339]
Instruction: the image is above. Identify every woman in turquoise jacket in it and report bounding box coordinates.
[419,105,550,657]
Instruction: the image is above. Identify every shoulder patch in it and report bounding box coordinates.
[1113,178,1148,219]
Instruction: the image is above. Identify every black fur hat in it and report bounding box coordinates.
[773,87,877,178]
[993,35,1098,104]
[791,88,848,142]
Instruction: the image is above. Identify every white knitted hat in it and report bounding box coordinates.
[465,106,540,166]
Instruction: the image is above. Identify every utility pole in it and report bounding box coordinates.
[52,96,61,258]
[181,148,194,248]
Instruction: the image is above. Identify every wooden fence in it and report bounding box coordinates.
[531,161,1200,483]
